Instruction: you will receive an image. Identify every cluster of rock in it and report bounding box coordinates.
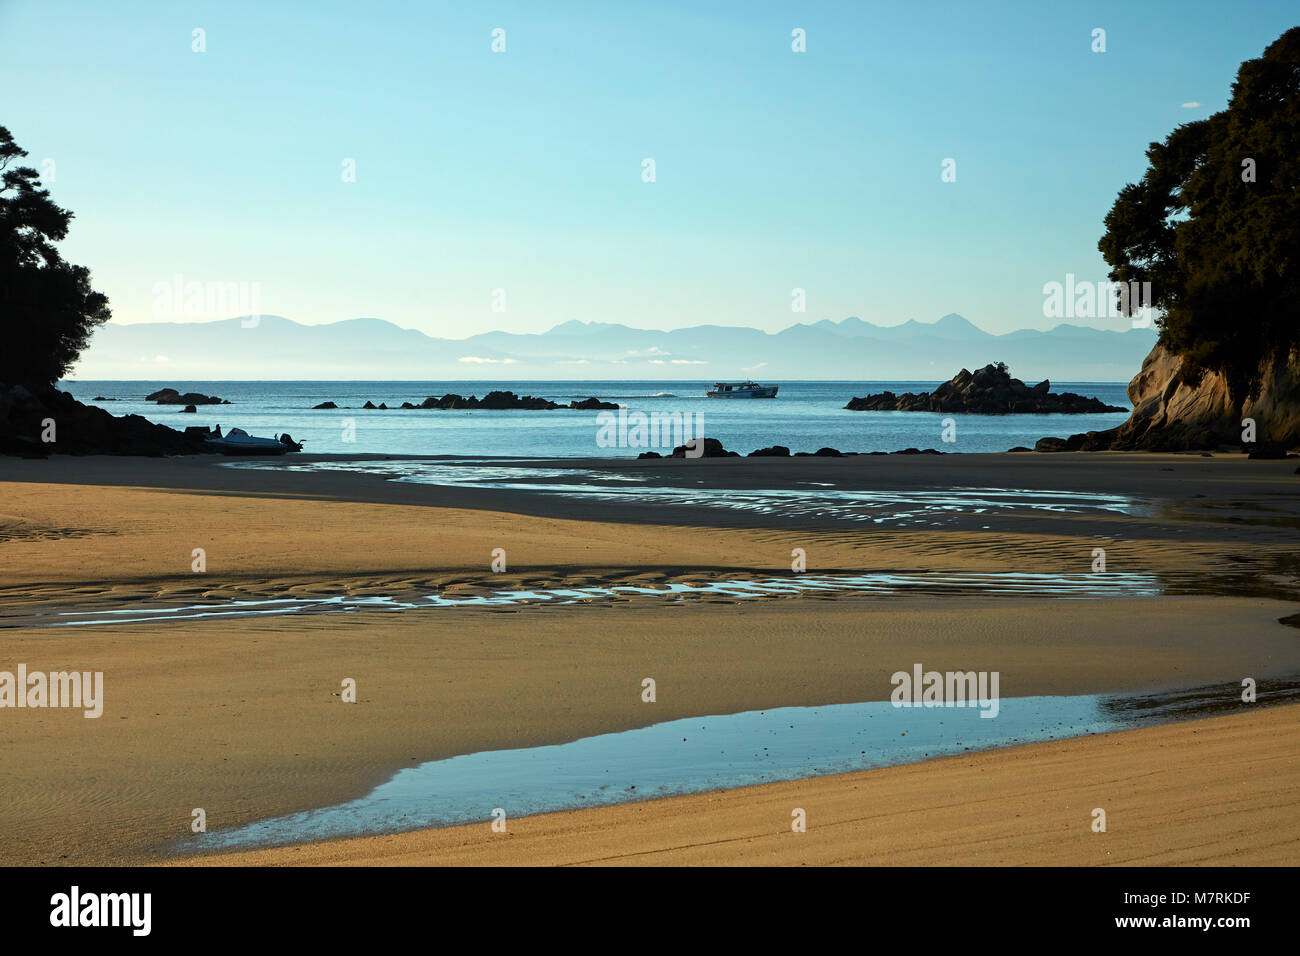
[1035,344,1300,455]
[636,439,944,459]
[845,364,1126,414]
[1,385,215,457]
[311,391,619,411]
[146,388,229,406]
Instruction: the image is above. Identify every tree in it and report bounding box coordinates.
[0,125,111,388]
[1098,27,1300,402]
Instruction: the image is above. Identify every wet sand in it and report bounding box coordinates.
[1,451,1297,865]
[188,703,1300,867]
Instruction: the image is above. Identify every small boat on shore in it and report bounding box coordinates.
[706,381,779,399]
[204,427,302,456]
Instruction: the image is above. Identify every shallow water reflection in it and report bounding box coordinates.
[188,678,1300,853]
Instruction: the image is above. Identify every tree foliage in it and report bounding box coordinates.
[1099,27,1300,401]
[0,125,111,388]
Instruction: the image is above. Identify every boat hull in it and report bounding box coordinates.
[204,440,292,456]
[707,386,778,398]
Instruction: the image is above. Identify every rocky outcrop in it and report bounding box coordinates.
[1,385,215,457]
[1035,344,1300,452]
[639,438,738,459]
[748,445,791,457]
[846,364,1125,414]
[400,392,620,411]
[146,388,229,405]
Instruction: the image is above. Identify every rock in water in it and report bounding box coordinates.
[844,364,1125,414]
[670,437,737,458]
[146,388,228,405]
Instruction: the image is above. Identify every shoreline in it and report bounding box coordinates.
[177,702,1300,867]
[1,450,1297,865]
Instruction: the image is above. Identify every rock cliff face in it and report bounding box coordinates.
[1036,344,1300,453]
[846,364,1125,414]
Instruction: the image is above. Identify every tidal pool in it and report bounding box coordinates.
[186,678,1299,853]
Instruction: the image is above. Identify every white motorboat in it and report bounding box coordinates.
[706,381,779,398]
[204,427,301,456]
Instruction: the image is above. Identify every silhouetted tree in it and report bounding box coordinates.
[1099,27,1300,401]
[0,125,111,388]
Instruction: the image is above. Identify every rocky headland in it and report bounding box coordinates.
[1035,345,1300,455]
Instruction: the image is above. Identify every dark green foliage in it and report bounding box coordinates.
[1099,28,1300,401]
[0,125,111,387]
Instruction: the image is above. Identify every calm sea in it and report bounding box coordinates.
[61,380,1131,457]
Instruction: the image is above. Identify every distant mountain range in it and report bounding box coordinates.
[70,314,1158,382]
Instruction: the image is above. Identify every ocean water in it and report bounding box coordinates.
[62,380,1131,457]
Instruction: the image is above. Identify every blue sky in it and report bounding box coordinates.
[1,0,1294,337]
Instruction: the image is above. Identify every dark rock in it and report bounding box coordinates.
[813,447,843,457]
[1,384,216,457]
[378,403,388,410]
[91,396,117,401]
[846,364,1124,414]
[747,445,791,457]
[1247,442,1291,460]
[147,388,228,405]
[409,391,600,411]
[181,404,196,413]
[637,451,662,459]
[312,401,338,410]
[669,437,735,458]
[362,400,378,410]
[1007,446,1032,452]
[1034,437,1069,452]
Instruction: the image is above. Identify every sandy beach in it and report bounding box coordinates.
[1,451,1297,866]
